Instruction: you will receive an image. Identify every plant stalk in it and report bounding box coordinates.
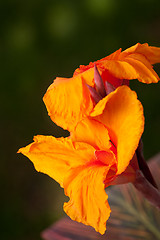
[133,170,160,210]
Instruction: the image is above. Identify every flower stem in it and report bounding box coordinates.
[133,170,160,210]
[136,139,158,189]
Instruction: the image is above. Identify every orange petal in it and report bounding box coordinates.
[73,50,125,88]
[91,86,144,174]
[71,118,111,150]
[63,163,111,234]
[18,135,95,187]
[120,43,160,64]
[100,56,159,83]
[74,43,160,84]
[124,53,159,83]
[101,59,138,79]
[43,75,93,132]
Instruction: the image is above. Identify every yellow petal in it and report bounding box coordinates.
[63,163,111,234]
[91,86,144,174]
[71,117,111,151]
[43,75,93,132]
[18,135,95,187]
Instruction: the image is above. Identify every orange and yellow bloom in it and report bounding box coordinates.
[18,43,160,234]
[43,43,160,132]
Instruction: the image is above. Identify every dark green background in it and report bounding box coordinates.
[1,0,160,239]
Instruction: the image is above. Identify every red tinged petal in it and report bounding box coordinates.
[95,150,116,166]
[71,118,111,151]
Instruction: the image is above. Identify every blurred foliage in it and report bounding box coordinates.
[0,0,160,239]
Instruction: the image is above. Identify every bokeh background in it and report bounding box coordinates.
[1,0,160,239]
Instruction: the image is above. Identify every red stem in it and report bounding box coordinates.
[136,140,158,189]
[133,170,160,209]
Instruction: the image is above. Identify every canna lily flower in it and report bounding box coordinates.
[18,85,144,234]
[43,43,160,132]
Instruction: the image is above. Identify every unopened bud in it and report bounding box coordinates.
[86,84,102,104]
[94,64,106,98]
[104,81,115,95]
